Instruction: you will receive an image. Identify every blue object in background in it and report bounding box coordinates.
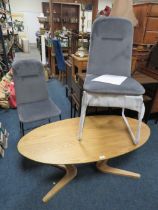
[52,39,66,72]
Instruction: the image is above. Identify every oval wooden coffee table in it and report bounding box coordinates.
[17,116,150,203]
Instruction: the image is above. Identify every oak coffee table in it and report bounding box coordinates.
[17,116,150,203]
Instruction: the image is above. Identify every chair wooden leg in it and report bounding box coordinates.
[58,72,62,81]
[96,160,140,179]
[61,72,65,82]
[59,114,61,120]
[42,164,77,203]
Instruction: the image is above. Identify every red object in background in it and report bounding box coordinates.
[99,6,111,16]
[8,82,16,108]
[104,6,111,16]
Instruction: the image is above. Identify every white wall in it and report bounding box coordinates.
[10,0,49,44]
[98,0,113,11]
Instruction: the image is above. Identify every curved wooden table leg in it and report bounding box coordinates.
[42,164,77,203]
[96,160,140,179]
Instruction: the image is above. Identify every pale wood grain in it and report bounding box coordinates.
[96,160,140,179]
[18,116,150,165]
[42,164,77,203]
[17,116,150,203]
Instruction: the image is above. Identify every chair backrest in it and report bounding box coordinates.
[52,39,66,71]
[87,16,133,77]
[12,59,48,105]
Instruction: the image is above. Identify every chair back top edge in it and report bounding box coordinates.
[87,16,133,77]
[12,59,49,105]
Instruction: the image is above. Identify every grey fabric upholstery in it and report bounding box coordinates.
[84,74,145,95]
[18,99,60,123]
[85,16,145,95]
[87,17,133,77]
[13,59,48,105]
[12,59,61,134]
[79,17,145,144]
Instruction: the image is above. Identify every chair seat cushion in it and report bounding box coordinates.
[18,98,61,123]
[84,74,145,95]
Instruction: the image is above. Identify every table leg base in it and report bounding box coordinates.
[42,164,77,203]
[96,160,140,179]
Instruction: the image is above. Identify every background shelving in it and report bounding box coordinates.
[0,0,14,75]
[42,2,80,34]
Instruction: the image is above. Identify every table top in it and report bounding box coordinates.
[18,116,150,165]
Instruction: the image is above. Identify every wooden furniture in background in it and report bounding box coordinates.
[44,1,80,35]
[69,47,158,119]
[68,32,90,55]
[69,71,158,122]
[152,91,158,113]
[133,3,158,44]
[92,0,98,21]
[133,71,158,119]
[138,67,158,114]
[47,0,96,37]
[71,54,88,79]
[133,43,158,114]
[65,59,72,97]
[70,54,88,116]
[42,2,50,30]
[18,116,150,202]
[53,3,80,33]
[132,44,151,73]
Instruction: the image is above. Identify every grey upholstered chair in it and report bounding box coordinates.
[13,59,61,135]
[78,16,145,144]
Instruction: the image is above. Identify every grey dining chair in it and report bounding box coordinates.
[13,59,61,135]
[78,16,145,144]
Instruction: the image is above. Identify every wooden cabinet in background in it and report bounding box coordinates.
[53,3,80,33]
[71,54,88,80]
[42,2,50,30]
[152,91,158,113]
[43,0,96,36]
[42,2,80,33]
[133,3,158,44]
[139,68,158,113]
